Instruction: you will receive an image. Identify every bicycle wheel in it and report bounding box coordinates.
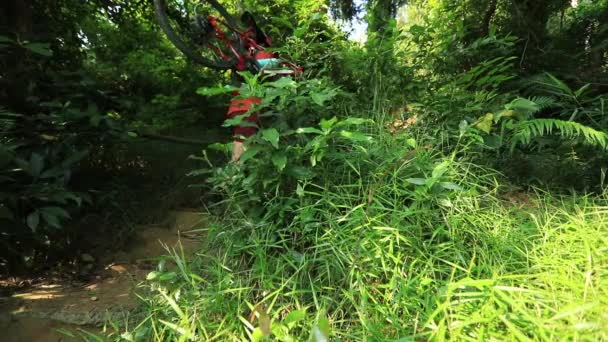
[153,0,241,70]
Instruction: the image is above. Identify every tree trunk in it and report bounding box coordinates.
[481,0,498,37]
[1,0,33,38]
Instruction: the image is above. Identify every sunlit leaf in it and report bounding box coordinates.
[146,271,159,280]
[251,328,265,342]
[439,182,462,191]
[296,183,305,197]
[296,127,323,135]
[269,77,296,89]
[475,113,494,134]
[432,161,450,179]
[438,198,453,207]
[319,117,337,131]
[284,309,306,327]
[406,178,426,185]
[311,92,330,106]
[196,85,239,96]
[339,130,372,143]
[312,315,330,342]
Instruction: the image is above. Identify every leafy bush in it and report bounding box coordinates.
[114,83,608,339]
[0,99,121,272]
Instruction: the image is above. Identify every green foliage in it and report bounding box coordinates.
[0,100,119,271]
[114,88,608,340]
[196,74,364,222]
[3,0,608,340]
[512,119,608,151]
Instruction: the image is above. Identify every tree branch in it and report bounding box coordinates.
[136,131,209,146]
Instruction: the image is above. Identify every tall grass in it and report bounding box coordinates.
[106,111,608,341]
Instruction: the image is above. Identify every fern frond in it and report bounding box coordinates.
[511,118,608,151]
[528,96,557,111]
[529,73,575,98]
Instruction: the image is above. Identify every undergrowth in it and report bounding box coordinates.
[102,97,608,340]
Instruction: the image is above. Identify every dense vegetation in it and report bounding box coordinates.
[1,0,608,340]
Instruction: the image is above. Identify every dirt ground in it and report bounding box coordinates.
[0,210,206,342]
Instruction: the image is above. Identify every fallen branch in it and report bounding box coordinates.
[136,131,208,146]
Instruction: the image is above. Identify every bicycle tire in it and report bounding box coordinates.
[153,0,237,70]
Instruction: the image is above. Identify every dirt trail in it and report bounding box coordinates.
[0,210,206,342]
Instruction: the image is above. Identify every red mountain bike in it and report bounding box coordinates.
[153,0,301,76]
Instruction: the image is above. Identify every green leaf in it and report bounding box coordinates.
[439,182,462,191]
[312,315,330,342]
[296,183,305,197]
[196,85,239,97]
[475,113,494,134]
[337,118,373,126]
[261,128,280,149]
[575,83,591,98]
[458,120,468,134]
[62,149,89,168]
[23,42,53,56]
[251,328,265,342]
[222,113,258,128]
[287,166,314,179]
[272,17,295,29]
[438,198,453,207]
[0,35,14,43]
[284,309,306,326]
[271,323,289,340]
[40,208,63,229]
[505,98,539,114]
[89,115,102,127]
[40,167,65,179]
[27,211,40,231]
[311,92,330,106]
[158,272,177,281]
[406,178,426,185]
[40,206,70,219]
[319,117,338,131]
[271,152,287,171]
[339,131,372,143]
[49,192,83,206]
[294,27,307,38]
[432,161,450,179]
[296,127,323,135]
[29,153,44,178]
[146,271,159,280]
[240,146,263,163]
[269,77,296,89]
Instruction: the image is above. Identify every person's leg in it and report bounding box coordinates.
[226,97,261,162]
[231,140,245,162]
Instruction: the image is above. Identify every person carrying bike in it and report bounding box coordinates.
[154,0,301,161]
